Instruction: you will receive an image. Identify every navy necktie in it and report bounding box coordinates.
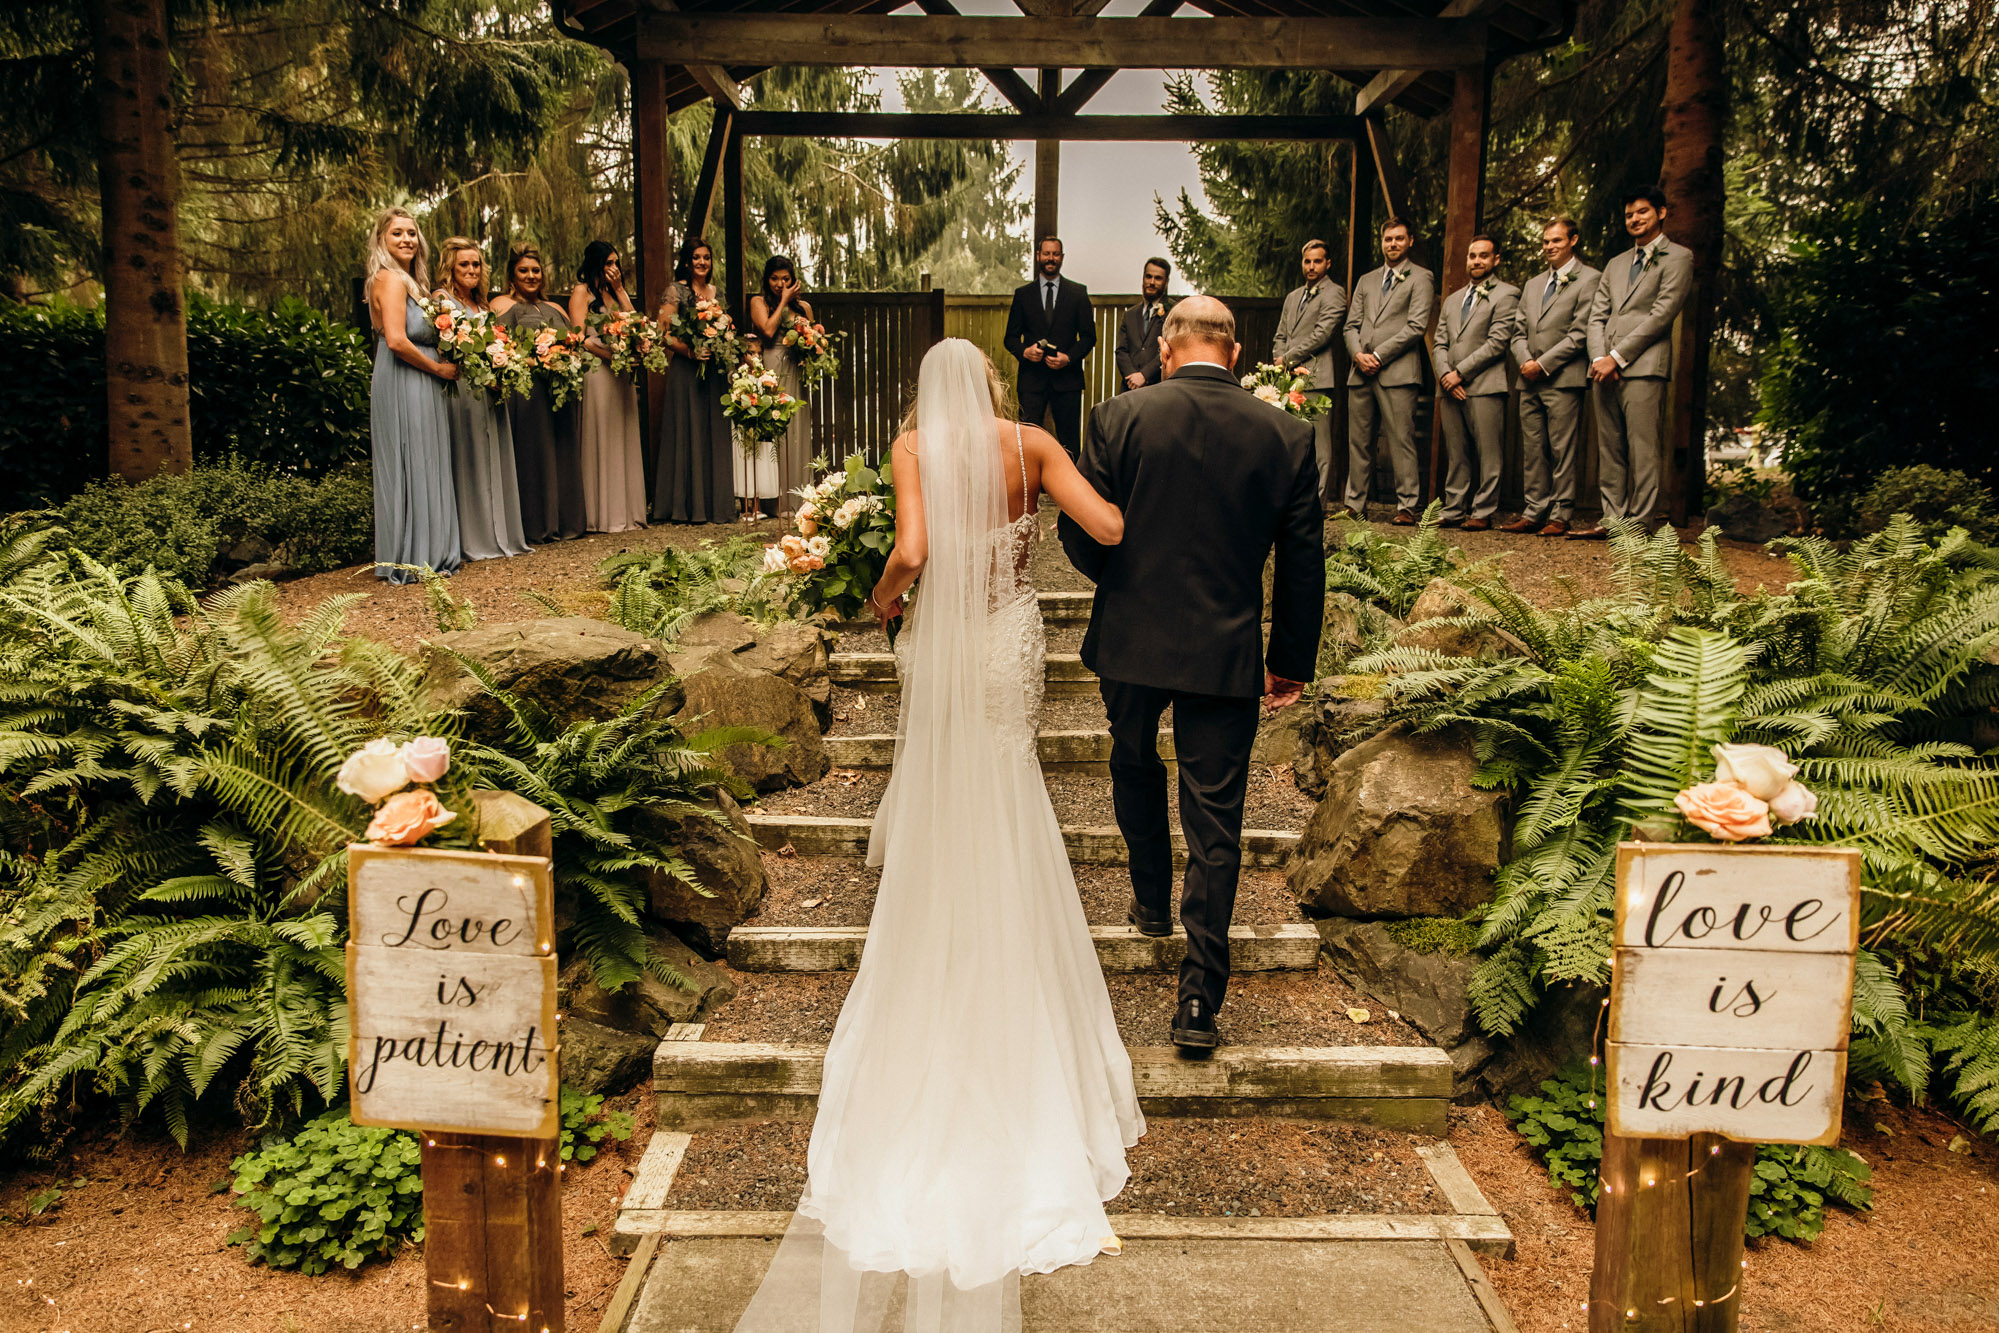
[1630,250,1646,283]
[1381,270,1394,296]
[1546,274,1560,303]
[1461,289,1476,321]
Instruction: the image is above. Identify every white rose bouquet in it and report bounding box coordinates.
[763,453,897,621]
[1240,361,1331,420]
[335,735,475,848]
[722,356,806,458]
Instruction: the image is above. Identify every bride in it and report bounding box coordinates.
[732,339,1140,1333]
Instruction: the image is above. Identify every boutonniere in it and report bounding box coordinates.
[1149,301,1165,319]
[1556,270,1580,289]
[1388,268,1411,287]
[1473,277,1497,302]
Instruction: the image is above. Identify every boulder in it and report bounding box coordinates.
[1704,493,1791,545]
[1292,683,1392,800]
[557,1017,656,1096]
[635,792,769,956]
[1318,918,1491,1099]
[670,611,833,725]
[672,668,826,791]
[1252,699,1310,767]
[1396,578,1526,661]
[559,928,738,1039]
[1319,592,1404,675]
[1289,723,1507,920]
[424,619,677,742]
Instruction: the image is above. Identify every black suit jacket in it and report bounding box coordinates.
[1059,363,1323,698]
[1114,299,1171,391]
[1004,275,1096,393]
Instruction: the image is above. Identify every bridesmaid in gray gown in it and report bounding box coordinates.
[748,255,817,519]
[494,244,584,542]
[567,241,649,533]
[364,208,460,584]
[652,239,735,524]
[436,237,531,561]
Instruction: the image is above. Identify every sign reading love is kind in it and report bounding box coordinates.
[1606,843,1861,1146]
[346,844,559,1139]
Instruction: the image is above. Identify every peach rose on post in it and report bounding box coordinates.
[1675,782,1773,842]
[366,789,457,846]
[337,738,409,805]
[399,737,451,785]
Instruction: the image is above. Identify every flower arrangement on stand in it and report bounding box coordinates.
[722,357,805,459]
[529,326,591,409]
[1669,743,1819,842]
[781,313,843,390]
[670,297,746,378]
[587,310,670,379]
[419,299,535,400]
[1240,362,1331,420]
[761,453,896,620]
[336,736,478,848]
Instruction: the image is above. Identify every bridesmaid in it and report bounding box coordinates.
[493,244,584,542]
[364,208,460,584]
[652,239,735,525]
[435,237,530,561]
[747,256,817,520]
[567,241,648,533]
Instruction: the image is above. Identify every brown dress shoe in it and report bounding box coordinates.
[1496,517,1541,534]
[1392,509,1418,526]
[1462,517,1491,532]
[1538,519,1570,537]
[1566,524,1610,540]
[1437,515,1464,529]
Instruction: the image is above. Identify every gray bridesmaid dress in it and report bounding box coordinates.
[498,300,585,542]
[371,295,461,584]
[652,280,735,524]
[442,295,531,561]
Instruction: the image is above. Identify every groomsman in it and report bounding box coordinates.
[1431,234,1519,531]
[1575,186,1692,537]
[1004,235,1097,456]
[1499,215,1600,537]
[1115,257,1174,392]
[1341,218,1434,524]
[1270,239,1347,509]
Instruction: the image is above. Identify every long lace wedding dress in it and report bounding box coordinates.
[732,340,1143,1333]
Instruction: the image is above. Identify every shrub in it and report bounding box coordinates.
[595,537,793,643]
[1857,466,1998,544]
[1324,499,1462,621]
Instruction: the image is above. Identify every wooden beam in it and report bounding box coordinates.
[911,0,1042,112]
[634,59,672,317]
[1362,112,1411,224]
[1052,0,1182,111]
[635,15,1489,71]
[683,104,730,263]
[1035,69,1060,241]
[684,62,744,111]
[1353,0,1509,115]
[730,111,1365,141]
[723,118,745,320]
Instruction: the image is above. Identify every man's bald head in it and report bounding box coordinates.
[1159,295,1239,376]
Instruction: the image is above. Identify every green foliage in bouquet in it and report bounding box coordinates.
[771,454,897,622]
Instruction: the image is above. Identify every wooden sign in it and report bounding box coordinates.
[346,843,560,1139]
[1606,844,1861,1147]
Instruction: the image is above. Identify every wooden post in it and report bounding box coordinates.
[1034,69,1061,241]
[1659,0,1726,527]
[723,115,746,324]
[633,59,671,486]
[420,792,563,1333]
[1427,61,1488,504]
[1590,1132,1753,1331]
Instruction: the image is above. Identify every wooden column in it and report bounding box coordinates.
[1426,61,1489,503]
[1034,69,1061,241]
[723,115,746,323]
[1590,1131,1754,1331]
[422,792,563,1333]
[634,60,672,317]
[1659,0,1726,527]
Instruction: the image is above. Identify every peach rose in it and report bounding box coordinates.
[436,312,454,332]
[1675,782,1772,842]
[366,789,457,846]
[399,736,451,785]
[797,514,819,537]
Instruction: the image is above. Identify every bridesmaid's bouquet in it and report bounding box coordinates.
[762,453,896,621]
[420,298,534,400]
[1240,362,1330,420]
[722,357,805,458]
[588,310,669,380]
[780,313,842,391]
[529,326,590,409]
[670,297,746,378]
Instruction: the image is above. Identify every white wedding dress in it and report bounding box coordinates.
[732,340,1143,1333]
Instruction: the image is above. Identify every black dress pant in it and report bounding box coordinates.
[1017,381,1083,457]
[1101,676,1262,1013]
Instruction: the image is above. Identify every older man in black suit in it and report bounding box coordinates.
[1059,296,1323,1054]
[1003,235,1097,455]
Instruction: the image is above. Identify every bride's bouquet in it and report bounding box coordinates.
[587,310,669,379]
[1241,362,1331,420]
[670,296,746,378]
[780,313,842,391]
[528,325,590,409]
[722,357,805,458]
[762,453,895,622]
[421,298,535,400]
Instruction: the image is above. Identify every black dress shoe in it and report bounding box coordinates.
[1128,897,1172,938]
[1171,998,1219,1055]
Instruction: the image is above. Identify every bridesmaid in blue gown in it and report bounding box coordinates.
[366,208,460,584]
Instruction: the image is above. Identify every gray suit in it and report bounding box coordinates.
[1342,261,1435,513]
[1432,279,1519,521]
[1512,261,1601,522]
[1586,237,1692,524]
[1271,279,1347,507]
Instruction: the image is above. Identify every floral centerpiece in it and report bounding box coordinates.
[723,357,806,459]
[762,453,896,621]
[528,325,590,409]
[781,314,843,390]
[1241,362,1331,420]
[588,310,670,379]
[336,736,477,848]
[670,297,746,378]
[1670,743,1819,843]
[420,299,535,400]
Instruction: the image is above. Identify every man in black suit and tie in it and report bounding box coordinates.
[1059,297,1323,1055]
[1004,235,1097,455]
[1114,256,1174,392]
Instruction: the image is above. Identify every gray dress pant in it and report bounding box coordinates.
[1344,380,1421,513]
[1592,375,1668,524]
[1305,390,1335,508]
[1439,392,1507,521]
[1519,383,1586,523]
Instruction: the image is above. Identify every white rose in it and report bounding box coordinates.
[337,737,410,805]
[797,501,817,521]
[761,544,789,574]
[806,535,831,559]
[833,499,862,529]
[1253,384,1282,405]
[1240,374,1257,390]
[1767,781,1819,824]
[1711,743,1798,802]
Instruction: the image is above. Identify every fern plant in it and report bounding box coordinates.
[1324,499,1462,620]
[597,538,791,645]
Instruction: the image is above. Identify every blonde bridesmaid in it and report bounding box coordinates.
[435,237,529,561]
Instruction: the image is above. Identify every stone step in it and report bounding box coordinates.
[838,589,1092,633]
[745,812,1301,868]
[653,1042,1451,1134]
[725,922,1322,973]
[830,651,1098,696]
[823,728,1159,772]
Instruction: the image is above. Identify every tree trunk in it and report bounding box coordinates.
[1658,0,1725,523]
[92,0,191,482]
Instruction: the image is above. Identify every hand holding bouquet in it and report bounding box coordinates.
[1241,362,1330,420]
[588,310,669,379]
[529,325,590,409]
[670,296,746,378]
[723,357,806,458]
[781,314,843,390]
[421,298,535,400]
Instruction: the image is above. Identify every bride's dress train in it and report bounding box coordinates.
[732,343,1142,1333]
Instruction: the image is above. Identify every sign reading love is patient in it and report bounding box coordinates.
[346,844,559,1139]
[1607,843,1861,1146]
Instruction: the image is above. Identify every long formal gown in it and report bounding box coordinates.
[441,295,530,561]
[763,335,816,506]
[577,352,648,534]
[732,344,1141,1333]
[653,281,736,524]
[370,295,460,584]
[498,300,585,542]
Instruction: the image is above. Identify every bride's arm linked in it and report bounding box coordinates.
[1033,431,1123,547]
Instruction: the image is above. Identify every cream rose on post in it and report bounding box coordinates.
[1675,782,1773,842]
[399,737,451,785]
[1711,744,1797,801]
[337,738,409,805]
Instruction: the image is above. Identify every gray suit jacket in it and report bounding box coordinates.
[1511,263,1601,389]
[1270,280,1347,390]
[1342,262,1435,388]
[1431,280,1520,396]
[1586,238,1692,379]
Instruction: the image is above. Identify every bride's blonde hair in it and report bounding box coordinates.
[364,207,429,315]
[898,341,1012,439]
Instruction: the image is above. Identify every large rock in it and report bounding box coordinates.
[1292,682,1392,800]
[1319,592,1404,675]
[559,928,737,1039]
[667,613,831,792]
[1289,723,1507,919]
[424,619,677,742]
[1396,578,1526,661]
[671,612,833,725]
[1318,918,1491,1100]
[557,1017,656,1096]
[635,792,769,956]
